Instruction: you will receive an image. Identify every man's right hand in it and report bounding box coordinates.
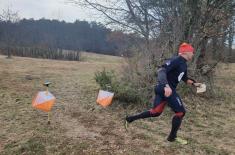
[164,85,172,97]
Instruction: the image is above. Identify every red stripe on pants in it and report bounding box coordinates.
[150,101,166,114]
[175,112,184,117]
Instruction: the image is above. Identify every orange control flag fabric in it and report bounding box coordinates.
[96,90,114,107]
[32,91,56,112]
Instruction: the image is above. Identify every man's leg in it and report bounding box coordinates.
[126,95,166,123]
[166,92,186,141]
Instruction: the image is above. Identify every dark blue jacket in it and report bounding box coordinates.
[157,56,188,89]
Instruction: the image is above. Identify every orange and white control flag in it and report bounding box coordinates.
[32,91,56,112]
[96,90,114,107]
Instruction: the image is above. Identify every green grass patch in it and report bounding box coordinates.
[3,137,46,155]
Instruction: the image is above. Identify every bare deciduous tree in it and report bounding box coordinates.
[0,7,20,58]
[69,0,234,62]
[70,0,235,97]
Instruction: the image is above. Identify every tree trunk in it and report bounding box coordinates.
[7,46,11,58]
[228,24,234,62]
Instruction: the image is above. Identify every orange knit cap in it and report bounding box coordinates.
[179,43,194,54]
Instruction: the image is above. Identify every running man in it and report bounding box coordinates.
[126,43,202,144]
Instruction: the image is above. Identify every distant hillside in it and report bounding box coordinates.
[0,19,131,56]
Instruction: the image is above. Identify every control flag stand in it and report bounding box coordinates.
[32,81,56,124]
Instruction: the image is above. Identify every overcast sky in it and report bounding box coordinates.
[0,0,101,23]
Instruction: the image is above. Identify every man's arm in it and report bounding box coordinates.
[157,58,179,97]
[157,67,172,97]
[182,71,197,86]
[157,67,168,86]
[186,78,196,86]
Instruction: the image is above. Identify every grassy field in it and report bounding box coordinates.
[0,53,234,155]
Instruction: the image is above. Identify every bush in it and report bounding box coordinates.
[94,68,114,91]
[177,82,193,96]
[112,81,142,103]
[94,68,144,104]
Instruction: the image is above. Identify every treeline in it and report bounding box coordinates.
[0,47,80,61]
[0,18,135,56]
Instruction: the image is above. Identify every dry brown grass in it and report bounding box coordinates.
[0,53,234,155]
